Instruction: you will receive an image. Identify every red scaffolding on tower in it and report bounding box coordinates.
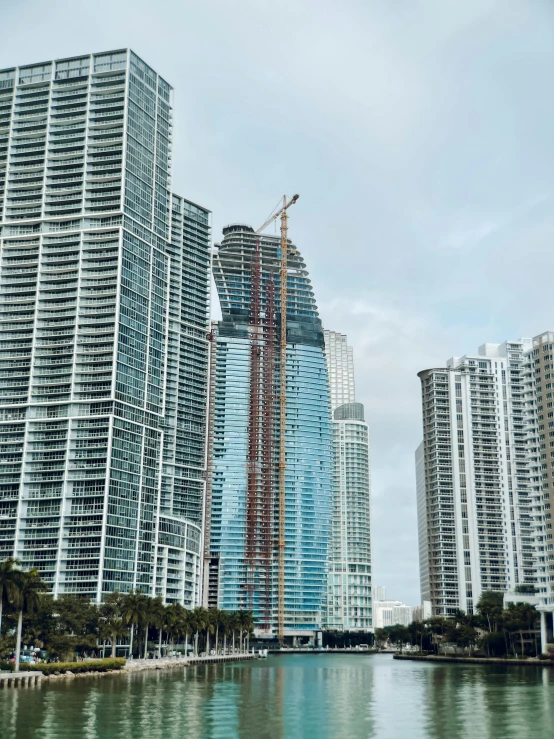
[244,240,276,630]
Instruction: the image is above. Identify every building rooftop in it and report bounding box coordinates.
[0,49,172,91]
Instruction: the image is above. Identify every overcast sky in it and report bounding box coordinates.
[3,0,554,605]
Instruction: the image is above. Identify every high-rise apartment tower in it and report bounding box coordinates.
[0,51,210,605]
[416,340,537,616]
[524,332,554,607]
[324,330,372,631]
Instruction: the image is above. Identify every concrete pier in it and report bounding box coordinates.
[123,652,255,673]
[0,671,42,688]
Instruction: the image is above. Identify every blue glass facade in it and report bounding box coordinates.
[208,225,332,637]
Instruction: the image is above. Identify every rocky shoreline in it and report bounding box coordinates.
[40,653,255,682]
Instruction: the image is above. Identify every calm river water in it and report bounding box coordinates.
[1,653,553,739]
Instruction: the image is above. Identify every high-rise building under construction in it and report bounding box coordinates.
[205,224,332,641]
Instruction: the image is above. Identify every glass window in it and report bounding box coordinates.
[0,69,15,90]
[19,64,52,84]
[94,52,127,73]
[55,57,90,80]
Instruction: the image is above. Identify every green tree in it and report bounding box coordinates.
[48,595,99,659]
[476,591,504,633]
[98,593,126,658]
[98,617,127,658]
[407,621,429,652]
[503,603,539,658]
[220,611,232,655]
[210,608,222,655]
[182,607,192,656]
[121,590,146,659]
[164,603,189,655]
[151,599,167,658]
[12,568,47,672]
[229,611,239,653]
[205,608,216,655]
[236,610,254,653]
[141,596,163,659]
[443,620,478,655]
[0,557,19,637]
[190,607,208,656]
[426,617,450,654]
[480,630,506,658]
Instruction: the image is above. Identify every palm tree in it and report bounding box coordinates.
[141,596,163,659]
[121,590,146,659]
[183,608,192,657]
[211,608,225,654]
[99,617,127,658]
[236,610,253,653]
[12,568,47,672]
[205,608,216,655]
[0,557,19,637]
[220,610,230,656]
[190,607,208,656]
[149,598,167,659]
[229,611,239,653]
[165,603,183,653]
[210,608,222,655]
[241,610,254,652]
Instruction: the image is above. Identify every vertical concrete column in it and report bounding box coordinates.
[540,611,547,655]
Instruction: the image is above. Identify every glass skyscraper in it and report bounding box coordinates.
[0,50,210,605]
[206,224,332,640]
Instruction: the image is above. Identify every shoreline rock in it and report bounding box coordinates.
[39,654,254,681]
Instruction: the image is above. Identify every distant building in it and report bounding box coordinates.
[412,601,432,622]
[373,600,412,628]
[373,585,386,602]
[324,330,355,409]
[324,331,372,632]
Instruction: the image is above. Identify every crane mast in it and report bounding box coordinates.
[254,194,298,644]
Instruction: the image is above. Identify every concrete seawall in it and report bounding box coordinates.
[394,654,554,667]
[1,653,257,686]
[124,653,255,673]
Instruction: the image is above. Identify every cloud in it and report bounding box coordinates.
[443,193,553,250]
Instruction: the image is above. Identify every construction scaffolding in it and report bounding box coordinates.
[245,241,276,630]
[244,195,298,641]
[204,326,219,609]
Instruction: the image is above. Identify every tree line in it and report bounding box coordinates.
[0,558,254,670]
[375,590,542,658]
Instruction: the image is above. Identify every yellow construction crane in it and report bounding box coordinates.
[255,194,299,645]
